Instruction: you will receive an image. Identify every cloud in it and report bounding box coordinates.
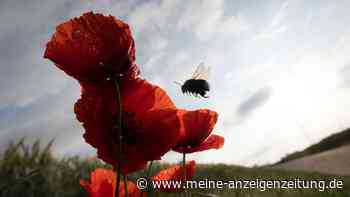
[0,0,78,108]
[339,63,350,88]
[270,0,291,27]
[237,87,271,119]
[176,0,249,41]
[0,82,85,154]
[251,0,294,41]
[0,0,112,157]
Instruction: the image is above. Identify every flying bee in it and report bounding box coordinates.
[175,62,211,98]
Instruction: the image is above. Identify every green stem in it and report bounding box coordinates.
[182,152,186,180]
[182,152,187,195]
[114,77,123,197]
[140,161,154,197]
[124,175,128,197]
[146,161,154,179]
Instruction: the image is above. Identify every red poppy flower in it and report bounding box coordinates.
[173,109,224,153]
[152,160,196,192]
[80,168,145,197]
[118,181,145,197]
[44,11,138,82]
[74,79,180,174]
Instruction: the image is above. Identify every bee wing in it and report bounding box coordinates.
[191,62,210,80]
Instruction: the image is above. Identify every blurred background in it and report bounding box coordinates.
[1,0,350,188]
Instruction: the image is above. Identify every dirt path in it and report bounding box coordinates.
[274,144,350,176]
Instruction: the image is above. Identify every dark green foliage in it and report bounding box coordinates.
[0,139,349,197]
[0,139,109,197]
[277,128,350,164]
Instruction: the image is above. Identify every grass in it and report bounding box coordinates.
[0,139,349,197]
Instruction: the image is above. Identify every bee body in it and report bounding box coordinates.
[181,79,210,98]
[176,62,211,98]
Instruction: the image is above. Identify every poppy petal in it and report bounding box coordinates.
[174,134,224,153]
[80,168,116,197]
[78,78,175,114]
[174,109,218,148]
[80,168,145,197]
[100,108,181,174]
[121,78,176,112]
[74,80,180,174]
[44,11,138,82]
[80,180,93,196]
[152,161,196,192]
[119,181,145,197]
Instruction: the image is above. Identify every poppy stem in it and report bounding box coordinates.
[146,161,154,178]
[123,175,128,197]
[113,77,123,197]
[140,161,153,197]
[182,152,186,194]
[146,161,154,197]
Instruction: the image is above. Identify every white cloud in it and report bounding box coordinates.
[270,0,291,28]
[176,0,249,41]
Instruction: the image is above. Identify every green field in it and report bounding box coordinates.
[0,139,349,197]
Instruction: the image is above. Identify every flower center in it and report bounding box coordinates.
[120,111,144,145]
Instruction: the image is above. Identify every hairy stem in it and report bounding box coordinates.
[124,175,128,197]
[140,161,154,197]
[183,152,187,195]
[114,77,123,197]
[146,161,154,178]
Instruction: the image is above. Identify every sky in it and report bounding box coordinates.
[1,0,350,166]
